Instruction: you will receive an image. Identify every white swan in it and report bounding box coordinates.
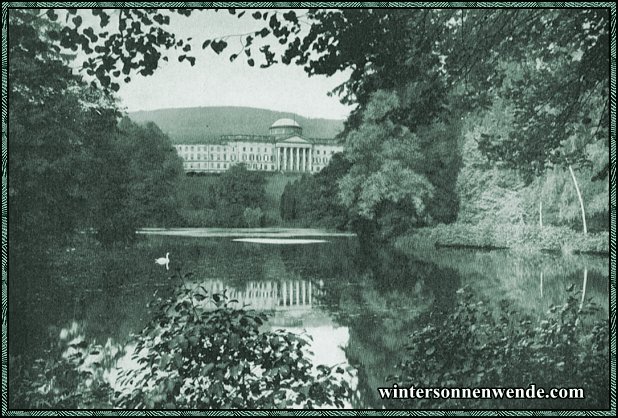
[155,252,170,270]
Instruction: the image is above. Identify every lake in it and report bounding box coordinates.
[8,228,609,409]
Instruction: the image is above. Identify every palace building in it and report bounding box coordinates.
[174,118,344,174]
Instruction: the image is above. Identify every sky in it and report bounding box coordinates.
[79,9,354,120]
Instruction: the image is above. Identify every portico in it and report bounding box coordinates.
[275,136,313,172]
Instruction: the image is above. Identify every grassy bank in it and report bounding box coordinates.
[395,222,609,255]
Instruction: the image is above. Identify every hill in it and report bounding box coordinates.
[128,106,345,144]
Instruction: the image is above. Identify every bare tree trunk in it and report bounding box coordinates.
[576,268,588,327]
[579,268,588,312]
[568,165,587,235]
[539,201,543,228]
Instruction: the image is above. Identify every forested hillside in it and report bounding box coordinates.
[129,106,344,143]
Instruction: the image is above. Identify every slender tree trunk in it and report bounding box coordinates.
[568,165,587,235]
[579,268,588,312]
[539,201,543,228]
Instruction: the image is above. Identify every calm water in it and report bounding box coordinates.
[9,228,609,408]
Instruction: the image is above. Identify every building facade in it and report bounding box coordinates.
[174,118,344,174]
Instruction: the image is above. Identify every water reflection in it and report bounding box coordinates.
[9,232,609,409]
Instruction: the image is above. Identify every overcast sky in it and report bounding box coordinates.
[93,9,353,120]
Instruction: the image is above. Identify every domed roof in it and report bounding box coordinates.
[271,118,301,128]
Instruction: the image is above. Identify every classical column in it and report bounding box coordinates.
[302,281,306,305]
[301,148,306,172]
[308,281,312,306]
[309,148,313,172]
[277,147,281,171]
[289,280,294,306]
[296,281,300,305]
[283,147,287,171]
[287,147,291,171]
[282,281,287,306]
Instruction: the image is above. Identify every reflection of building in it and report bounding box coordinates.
[174,119,344,174]
[198,279,316,311]
[194,279,335,327]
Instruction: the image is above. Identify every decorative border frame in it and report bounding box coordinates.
[1,2,615,416]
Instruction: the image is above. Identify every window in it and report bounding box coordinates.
[217,163,220,168]
[317,150,320,154]
[250,147,253,152]
[191,146,194,151]
[243,147,246,152]
[224,154,227,161]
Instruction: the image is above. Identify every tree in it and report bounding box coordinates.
[338,91,436,240]
[8,9,117,250]
[20,7,610,236]
[89,118,185,246]
[213,164,267,227]
[8,9,186,249]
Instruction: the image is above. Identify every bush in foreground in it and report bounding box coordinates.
[10,275,351,409]
[115,278,350,408]
[391,286,609,409]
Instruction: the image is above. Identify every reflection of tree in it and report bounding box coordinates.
[313,242,462,408]
[401,248,609,319]
[278,238,361,281]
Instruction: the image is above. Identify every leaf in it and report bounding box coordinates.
[247,59,255,67]
[202,39,211,49]
[46,9,58,21]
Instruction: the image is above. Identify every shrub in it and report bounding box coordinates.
[114,275,351,409]
[243,207,264,228]
[391,286,609,409]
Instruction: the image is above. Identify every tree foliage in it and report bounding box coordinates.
[394,287,608,409]
[9,9,185,249]
[280,153,351,228]
[115,277,350,409]
[16,7,610,236]
[8,9,113,248]
[90,118,185,246]
[338,91,438,238]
